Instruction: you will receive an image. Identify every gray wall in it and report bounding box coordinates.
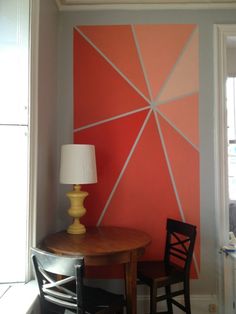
[36,0,59,243]
[56,9,236,296]
[35,2,236,297]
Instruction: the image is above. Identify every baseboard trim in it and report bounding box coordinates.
[137,294,218,313]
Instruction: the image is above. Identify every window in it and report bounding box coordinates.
[227,77,236,201]
[0,0,30,283]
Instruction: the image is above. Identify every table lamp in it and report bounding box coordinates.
[60,144,97,234]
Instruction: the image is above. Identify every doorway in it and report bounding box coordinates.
[215,24,236,314]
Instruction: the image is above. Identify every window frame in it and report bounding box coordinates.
[25,0,39,282]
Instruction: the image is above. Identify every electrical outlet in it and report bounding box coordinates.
[209,304,217,312]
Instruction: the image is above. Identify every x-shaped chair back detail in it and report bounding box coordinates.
[31,248,84,313]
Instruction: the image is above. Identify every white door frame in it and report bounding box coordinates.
[214,24,236,314]
[26,0,39,281]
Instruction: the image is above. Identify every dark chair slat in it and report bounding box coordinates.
[169,251,187,261]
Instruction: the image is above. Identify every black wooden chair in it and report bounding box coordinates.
[137,218,197,314]
[31,248,125,314]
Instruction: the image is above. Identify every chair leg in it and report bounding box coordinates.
[150,284,157,314]
[183,280,191,314]
[165,285,173,314]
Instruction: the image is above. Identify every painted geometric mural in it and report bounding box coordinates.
[73,24,200,278]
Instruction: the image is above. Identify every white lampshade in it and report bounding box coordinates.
[60,144,97,185]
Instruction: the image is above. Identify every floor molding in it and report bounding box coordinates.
[137,294,218,313]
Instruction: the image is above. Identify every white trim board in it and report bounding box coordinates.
[59,0,236,3]
[55,0,236,10]
[27,0,39,282]
[137,294,218,313]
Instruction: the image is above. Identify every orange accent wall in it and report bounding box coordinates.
[73,24,200,278]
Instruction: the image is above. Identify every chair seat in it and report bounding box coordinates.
[138,260,185,288]
[83,285,125,313]
[45,284,125,314]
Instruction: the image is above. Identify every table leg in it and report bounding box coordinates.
[125,250,138,314]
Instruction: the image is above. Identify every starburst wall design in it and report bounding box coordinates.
[73,24,200,278]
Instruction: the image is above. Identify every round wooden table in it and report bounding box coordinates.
[43,226,151,314]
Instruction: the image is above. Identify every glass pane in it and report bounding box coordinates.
[228,145,236,201]
[227,78,236,141]
[0,0,18,44]
[227,78,236,201]
[0,0,28,125]
[0,125,28,282]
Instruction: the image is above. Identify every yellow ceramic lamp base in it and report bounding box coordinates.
[66,184,88,234]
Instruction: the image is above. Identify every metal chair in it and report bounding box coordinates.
[137,218,197,314]
[31,248,125,314]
